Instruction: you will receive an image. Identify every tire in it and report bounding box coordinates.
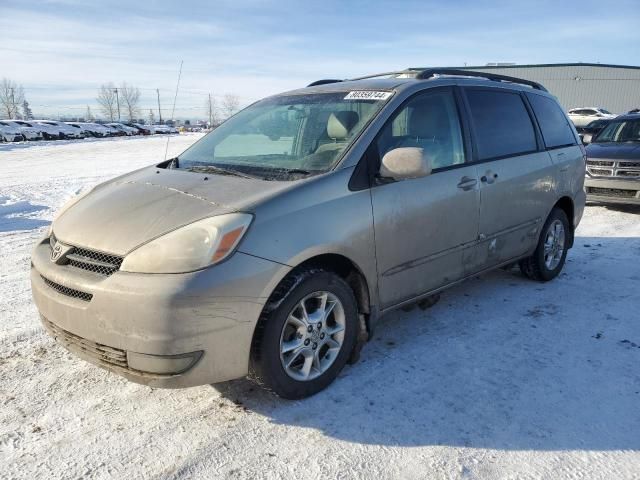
[250,268,359,399]
[519,207,570,282]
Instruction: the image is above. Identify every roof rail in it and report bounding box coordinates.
[307,71,414,87]
[412,68,547,91]
[348,71,413,81]
[307,79,343,87]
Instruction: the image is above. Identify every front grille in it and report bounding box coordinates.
[42,317,128,369]
[41,275,93,301]
[587,159,640,178]
[587,187,638,198]
[589,168,612,176]
[50,234,122,276]
[587,160,614,167]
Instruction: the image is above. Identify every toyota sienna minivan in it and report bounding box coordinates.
[31,69,586,398]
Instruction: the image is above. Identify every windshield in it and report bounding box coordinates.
[175,91,390,180]
[594,119,640,143]
[599,109,612,115]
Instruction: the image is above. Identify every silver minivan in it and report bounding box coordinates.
[31,69,586,398]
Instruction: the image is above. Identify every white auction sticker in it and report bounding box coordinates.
[344,91,393,100]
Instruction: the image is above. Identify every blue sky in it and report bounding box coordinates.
[1,0,639,119]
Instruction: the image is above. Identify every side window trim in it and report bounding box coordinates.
[519,91,545,152]
[460,86,540,164]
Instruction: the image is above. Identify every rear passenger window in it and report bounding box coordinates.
[465,89,537,160]
[526,94,576,149]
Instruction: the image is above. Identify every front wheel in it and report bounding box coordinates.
[250,269,358,399]
[519,207,570,282]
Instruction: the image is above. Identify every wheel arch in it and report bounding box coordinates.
[553,196,575,248]
[250,253,374,366]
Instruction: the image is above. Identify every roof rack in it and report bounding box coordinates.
[307,79,344,87]
[306,68,547,91]
[411,68,547,91]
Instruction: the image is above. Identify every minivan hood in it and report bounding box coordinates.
[53,166,295,255]
[587,142,640,160]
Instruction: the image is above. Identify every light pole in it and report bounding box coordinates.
[114,88,121,121]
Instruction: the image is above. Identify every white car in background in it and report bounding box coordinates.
[33,120,84,139]
[106,122,138,136]
[1,120,43,140]
[567,107,617,127]
[12,120,61,140]
[0,122,25,142]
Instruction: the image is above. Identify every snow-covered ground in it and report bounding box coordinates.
[1,135,639,479]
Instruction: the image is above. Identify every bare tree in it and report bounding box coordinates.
[96,83,117,121]
[0,78,25,119]
[85,105,94,122]
[120,82,141,121]
[148,109,155,125]
[221,94,240,119]
[205,93,219,127]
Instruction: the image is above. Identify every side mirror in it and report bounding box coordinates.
[379,147,432,181]
[582,133,593,145]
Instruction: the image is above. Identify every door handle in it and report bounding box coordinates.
[480,172,499,184]
[457,176,478,190]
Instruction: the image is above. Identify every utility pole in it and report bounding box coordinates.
[114,87,121,121]
[10,87,15,118]
[156,89,162,124]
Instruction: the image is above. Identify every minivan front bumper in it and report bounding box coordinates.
[30,237,290,388]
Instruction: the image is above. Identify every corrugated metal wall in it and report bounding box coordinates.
[459,65,640,114]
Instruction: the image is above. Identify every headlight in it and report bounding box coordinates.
[120,213,253,274]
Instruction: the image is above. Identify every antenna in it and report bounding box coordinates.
[164,60,184,161]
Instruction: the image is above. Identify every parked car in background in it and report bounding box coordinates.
[567,107,617,127]
[575,119,611,143]
[33,120,83,139]
[0,122,25,142]
[32,68,586,398]
[151,124,171,134]
[584,113,640,205]
[101,124,124,136]
[127,123,153,135]
[13,120,61,140]
[78,123,112,138]
[106,123,138,136]
[66,123,92,138]
[2,120,43,140]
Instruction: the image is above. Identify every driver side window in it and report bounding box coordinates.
[377,89,465,170]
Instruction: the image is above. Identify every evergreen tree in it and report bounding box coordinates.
[22,99,33,119]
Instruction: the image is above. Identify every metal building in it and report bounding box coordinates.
[455,63,640,114]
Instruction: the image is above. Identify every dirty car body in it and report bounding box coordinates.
[31,69,586,397]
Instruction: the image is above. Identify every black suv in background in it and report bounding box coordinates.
[584,113,640,205]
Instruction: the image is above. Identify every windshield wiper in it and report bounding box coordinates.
[283,168,312,175]
[187,165,258,180]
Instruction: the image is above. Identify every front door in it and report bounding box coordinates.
[370,87,480,309]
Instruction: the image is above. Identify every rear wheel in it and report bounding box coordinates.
[250,269,358,399]
[519,207,570,282]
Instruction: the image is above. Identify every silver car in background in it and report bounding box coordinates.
[31,69,586,398]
